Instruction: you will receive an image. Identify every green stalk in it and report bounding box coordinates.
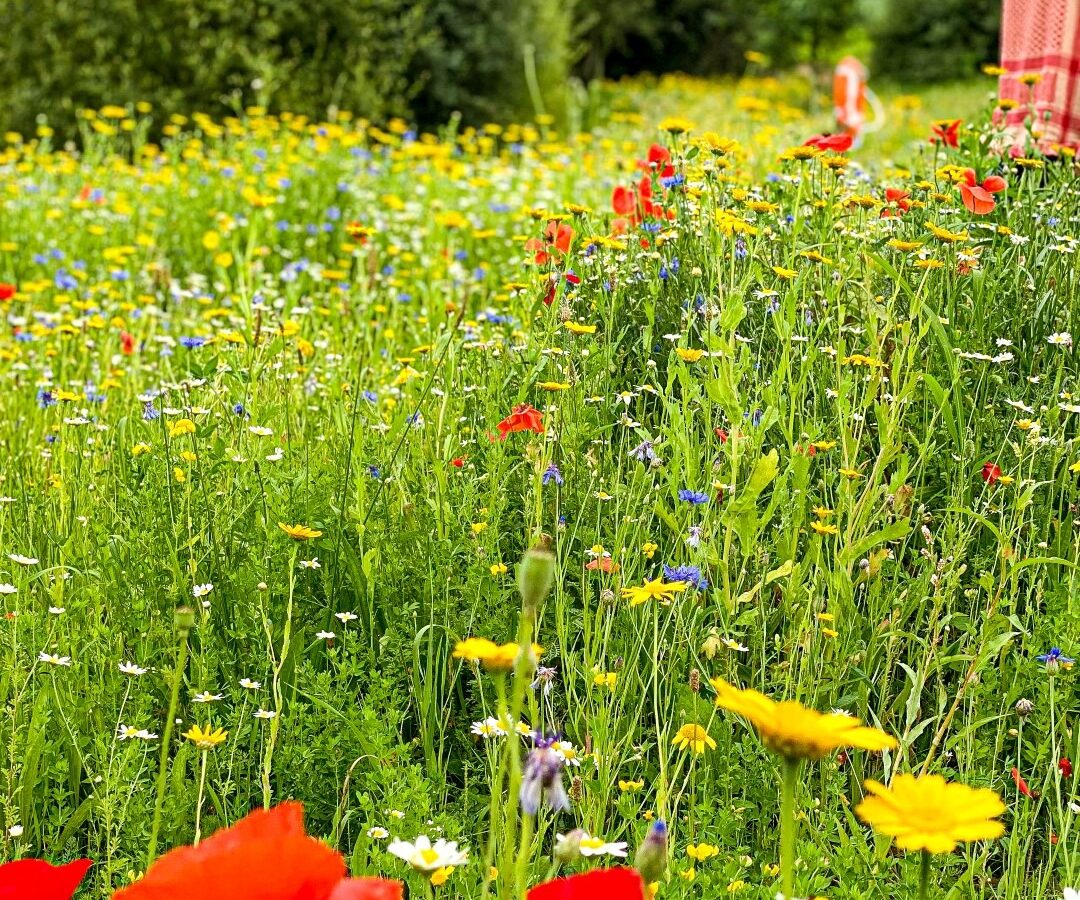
[779,758,800,900]
[918,849,931,900]
[146,628,189,866]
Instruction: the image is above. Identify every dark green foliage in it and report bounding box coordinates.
[0,0,1000,138]
[0,0,573,136]
[870,0,1000,82]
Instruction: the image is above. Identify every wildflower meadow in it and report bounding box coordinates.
[3,71,1080,899]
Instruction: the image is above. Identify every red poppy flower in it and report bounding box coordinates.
[880,187,911,218]
[981,461,1002,485]
[714,427,728,443]
[120,331,136,355]
[1011,767,1035,798]
[527,867,646,900]
[0,283,15,302]
[959,169,1006,215]
[1061,757,1073,778]
[0,858,92,900]
[526,220,574,266]
[930,119,961,148]
[495,404,544,440]
[641,143,674,179]
[113,803,402,900]
[585,556,619,573]
[804,133,853,152]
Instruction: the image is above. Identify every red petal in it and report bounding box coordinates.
[960,183,995,215]
[646,143,670,168]
[114,803,345,900]
[527,868,646,900]
[612,186,634,216]
[961,168,977,186]
[328,878,405,900]
[982,175,1007,193]
[0,859,92,900]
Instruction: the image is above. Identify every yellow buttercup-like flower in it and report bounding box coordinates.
[620,576,689,607]
[277,522,323,540]
[711,678,897,761]
[855,774,1005,853]
[672,723,716,754]
[182,724,228,750]
[452,638,542,671]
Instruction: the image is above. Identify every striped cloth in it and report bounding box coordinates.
[999,0,1080,150]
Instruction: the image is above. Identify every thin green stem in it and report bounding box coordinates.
[193,750,208,846]
[146,629,189,865]
[780,758,800,900]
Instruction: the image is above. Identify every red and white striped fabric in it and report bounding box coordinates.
[999,0,1080,150]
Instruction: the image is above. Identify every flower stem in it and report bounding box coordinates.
[780,758,800,900]
[918,849,931,900]
[146,630,189,865]
[193,750,208,846]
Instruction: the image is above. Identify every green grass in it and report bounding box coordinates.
[0,72,1079,898]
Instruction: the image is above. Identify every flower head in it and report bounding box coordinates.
[495,404,544,440]
[114,803,401,899]
[855,774,1005,853]
[278,522,323,540]
[452,637,542,671]
[1035,647,1075,674]
[386,835,468,875]
[711,678,897,761]
[0,858,91,900]
[520,735,571,815]
[620,577,688,607]
[182,724,228,750]
[673,723,716,754]
[527,868,646,900]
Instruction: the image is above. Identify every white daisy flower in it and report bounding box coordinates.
[386,835,468,872]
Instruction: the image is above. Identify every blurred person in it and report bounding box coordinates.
[997,0,1080,154]
[833,55,883,147]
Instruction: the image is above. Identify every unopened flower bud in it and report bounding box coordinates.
[1015,697,1034,718]
[635,819,668,883]
[518,538,555,614]
[173,606,195,636]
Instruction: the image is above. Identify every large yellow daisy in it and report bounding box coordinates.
[711,678,897,761]
[855,774,1005,853]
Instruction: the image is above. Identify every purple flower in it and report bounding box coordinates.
[630,440,658,464]
[542,463,563,486]
[520,735,570,815]
[677,489,709,505]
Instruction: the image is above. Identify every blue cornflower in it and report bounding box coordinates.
[367,465,381,480]
[677,489,709,505]
[663,564,708,590]
[179,336,207,349]
[37,389,56,409]
[362,390,378,404]
[542,463,563,486]
[233,403,246,416]
[630,440,658,464]
[1036,647,1075,673]
[142,402,160,421]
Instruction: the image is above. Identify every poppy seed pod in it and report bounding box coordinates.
[518,538,555,614]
